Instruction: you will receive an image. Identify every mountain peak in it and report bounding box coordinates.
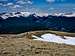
[0,12,75,19]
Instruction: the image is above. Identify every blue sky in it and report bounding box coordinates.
[0,0,75,13]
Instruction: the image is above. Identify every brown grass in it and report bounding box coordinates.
[0,30,75,56]
[0,37,75,56]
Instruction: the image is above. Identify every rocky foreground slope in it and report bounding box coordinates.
[0,30,75,56]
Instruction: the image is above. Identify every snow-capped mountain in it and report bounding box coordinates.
[0,12,48,19]
[0,12,75,19]
[0,12,75,33]
[0,12,32,19]
[53,12,75,17]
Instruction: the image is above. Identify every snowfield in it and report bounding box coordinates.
[32,33,75,45]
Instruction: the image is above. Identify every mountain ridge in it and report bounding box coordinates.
[0,12,75,33]
[0,12,75,19]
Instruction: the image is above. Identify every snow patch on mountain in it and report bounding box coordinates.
[53,12,75,17]
[0,12,32,19]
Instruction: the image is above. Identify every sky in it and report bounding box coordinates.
[0,0,75,13]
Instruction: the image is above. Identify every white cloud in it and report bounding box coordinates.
[16,1,26,4]
[27,1,33,4]
[0,0,33,7]
[46,0,55,2]
[16,0,33,4]
[13,5,21,8]
[0,2,14,7]
[0,0,33,13]
[7,3,14,6]
[0,2,21,8]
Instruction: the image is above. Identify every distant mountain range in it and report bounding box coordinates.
[0,12,75,33]
[0,12,75,19]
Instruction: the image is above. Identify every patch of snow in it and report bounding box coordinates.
[32,33,75,45]
[35,13,49,17]
[53,12,75,17]
[64,13,75,17]
[20,12,31,17]
[53,13,64,16]
[1,15,8,19]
